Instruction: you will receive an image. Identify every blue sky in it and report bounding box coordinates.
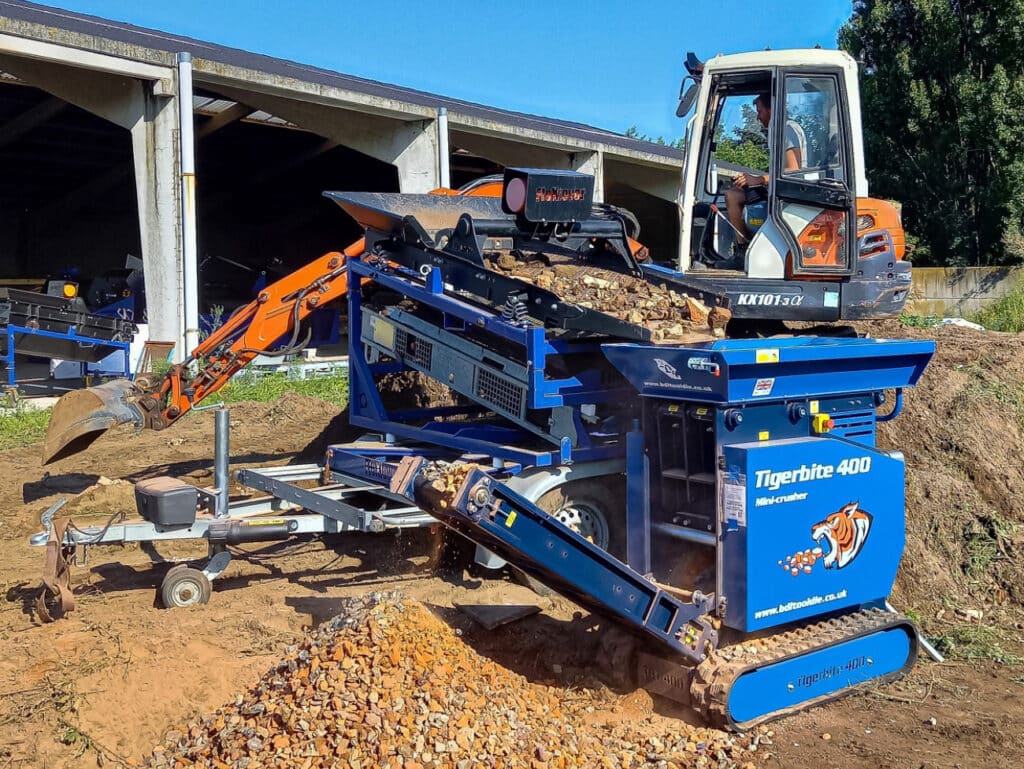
[36,0,853,140]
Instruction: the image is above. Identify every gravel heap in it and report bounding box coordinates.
[486,256,729,343]
[148,593,766,769]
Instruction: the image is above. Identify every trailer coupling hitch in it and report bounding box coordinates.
[35,503,76,623]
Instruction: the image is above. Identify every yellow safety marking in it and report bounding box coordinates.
[668,404,680,412]
[505,510,517,527]
[755,349,780,364]
[758,431,770,441]
[696,408,708,415]
[809,400,820,414]
[250,519,286,526]
[372,318,396,349]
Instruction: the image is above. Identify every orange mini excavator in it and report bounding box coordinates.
[42,49,913,464]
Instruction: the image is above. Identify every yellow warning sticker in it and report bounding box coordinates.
[668,404,680,412]
[505,511,517,527]
[758,431,770,441]
[755,349,780,364]
[809,400,820,414]
[372,318,395,349]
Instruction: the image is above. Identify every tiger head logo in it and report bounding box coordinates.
[811,501,873,570]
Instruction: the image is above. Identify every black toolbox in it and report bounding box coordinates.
[135,477,199,527]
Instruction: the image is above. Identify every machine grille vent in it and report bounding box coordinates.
[829,409,876,441]
[395,328,433,369]
[476,367,525,416]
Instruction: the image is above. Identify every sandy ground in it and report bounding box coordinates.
[0,323,1022,768]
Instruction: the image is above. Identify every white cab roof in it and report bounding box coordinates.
[703,49,857,75]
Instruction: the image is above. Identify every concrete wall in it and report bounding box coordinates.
[906,266,1024,317]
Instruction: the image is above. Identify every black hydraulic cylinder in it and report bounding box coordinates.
[208,520,297,544]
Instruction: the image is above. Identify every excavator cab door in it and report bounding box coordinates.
[769,69,856,278]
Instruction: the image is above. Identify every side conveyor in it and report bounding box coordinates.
[387,459,719,664]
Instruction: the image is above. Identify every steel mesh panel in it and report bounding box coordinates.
[476,367,525,416]
[395,328,433,369]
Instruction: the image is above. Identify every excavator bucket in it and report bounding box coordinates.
[42,379,145,465]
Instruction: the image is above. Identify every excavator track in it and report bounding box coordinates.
[690,608,918,730]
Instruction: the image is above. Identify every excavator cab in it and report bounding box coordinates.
[671,50,910,321]
[681,55,857,276]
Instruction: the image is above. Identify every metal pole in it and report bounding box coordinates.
[437,106,450,189]
[214,407,230,518]
[886,601,945,662]
[177,52,200,363]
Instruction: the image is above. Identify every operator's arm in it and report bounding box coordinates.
[783,122,803,172]
[735,172,769,189]
[784,146,802,172]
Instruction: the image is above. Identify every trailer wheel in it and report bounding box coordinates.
[514,478,627,596]
[537,479,627,560]
[160,566,212,608]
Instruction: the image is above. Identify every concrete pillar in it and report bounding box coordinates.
[570,150,604,203]
[131,89,183,357]
[0,54,184,358]
[210,86,441,192]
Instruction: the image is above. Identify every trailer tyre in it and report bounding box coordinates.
[513,478,627,596]
[536,478,627,561]
[160,566,212,608]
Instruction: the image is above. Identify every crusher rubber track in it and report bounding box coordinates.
[690,607,919,730]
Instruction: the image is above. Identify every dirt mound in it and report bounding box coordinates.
[866,322,1024,622]
[61,478,137,517]
[378,371,464,412]
[150,594,762,769]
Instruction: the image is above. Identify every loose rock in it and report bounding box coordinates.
[148,593,754,768]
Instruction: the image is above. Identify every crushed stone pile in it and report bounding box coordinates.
[486,256,729,343]
[149,593,765,769]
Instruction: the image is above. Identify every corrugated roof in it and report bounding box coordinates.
[0,1,684,162]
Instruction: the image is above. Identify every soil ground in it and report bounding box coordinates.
[0,322,1022,768]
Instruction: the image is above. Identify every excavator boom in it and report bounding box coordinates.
[40,179,661,464]
[42,247,359,464]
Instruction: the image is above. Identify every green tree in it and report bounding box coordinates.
[840,0,1024,266]
[624,125,685,150]
[714,104,770,170]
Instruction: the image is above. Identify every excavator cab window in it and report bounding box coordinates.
[770,71,856,275]
[693,73,773,265]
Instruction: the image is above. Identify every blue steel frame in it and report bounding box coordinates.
[345,256,630,466]
[4,324,132,387]
[602,337,934,405]
[398,463,719,664]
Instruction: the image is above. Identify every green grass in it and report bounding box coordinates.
[219,370,349,408]
[898,312,942,328]
[962,511,1014,579]
[0,370,349,452]
[970,284,1024,332]
[0,403,52,450]
[931,623,1024,665]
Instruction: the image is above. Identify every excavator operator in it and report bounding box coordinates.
[724,91,803,255]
